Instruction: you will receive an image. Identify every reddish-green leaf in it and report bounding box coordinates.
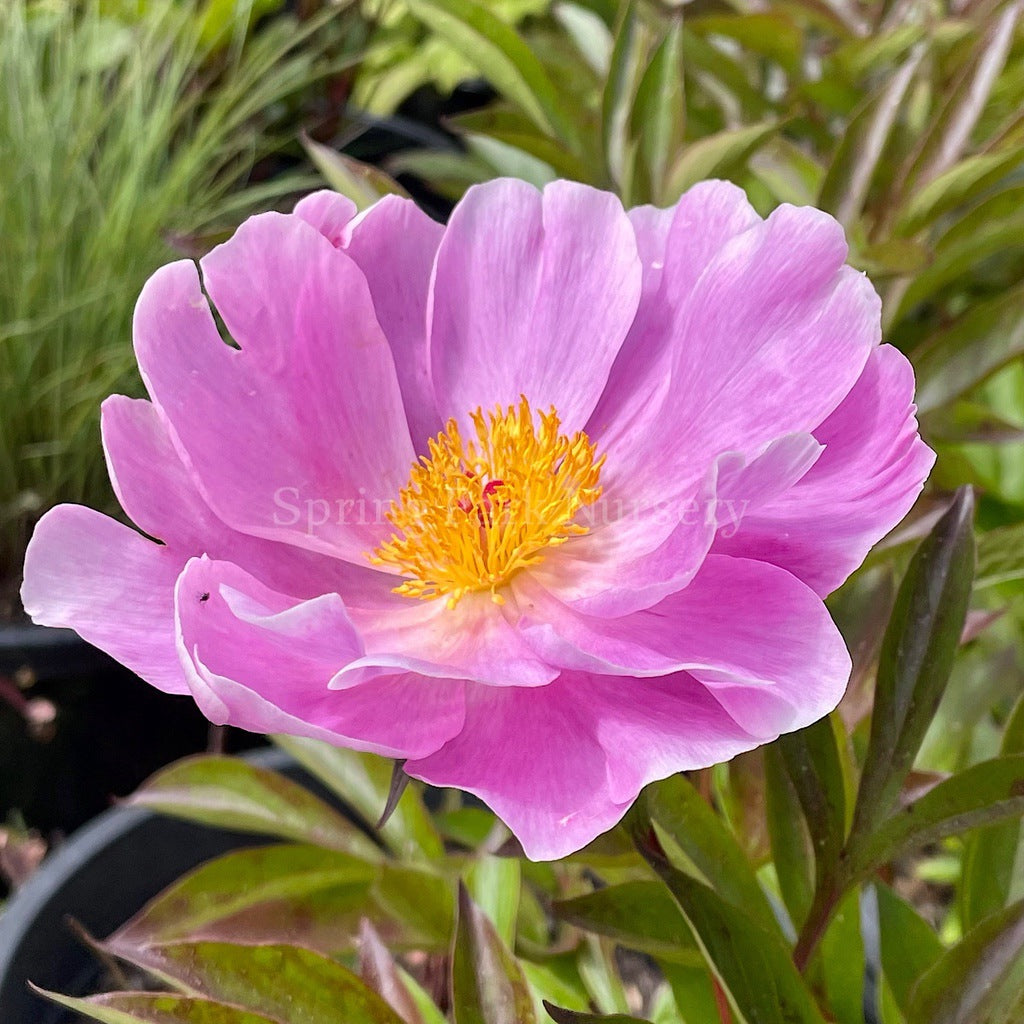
[126,756,381,860]
[451,883,536,1024]
[108,844,376,957]
[31,989,278,1024]
[907,899,1024,1024]
[102,941,407,1024]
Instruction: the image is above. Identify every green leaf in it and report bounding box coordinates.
[849,487,975,840]
[852,755,1024,876]
[664,121,778,200]
[465,855,521,949]
[601,2,646,194]
[765,747,815,928]
[451,883,536,1024]
[301,135,408,210]
[543,1005,648,1024]
[907,899,1024,1024]
[406,0,577,147]
[126,756,381,860]
[898,1,1023,205]
[960,692,1024,928]
[108,845,376,956]
[818,891,866,1024]
[777,716,848,888]
[896,148,1024,236]
[974,521,1024,589]
[894,184,1024,318]
[553,880,701,963]
[102,941,407,1024]
[631,826,827,1024]
[644,773,781,936]
[913,284,1024,414]
[875,884,944,1015]
[374,863,456,951]
[31,990,279,1024]
[272,737,443,860]
[631,13,685,202]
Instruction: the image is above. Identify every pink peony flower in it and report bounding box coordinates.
[22,180,934,860]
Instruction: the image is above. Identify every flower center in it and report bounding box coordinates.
[370,397,604,608]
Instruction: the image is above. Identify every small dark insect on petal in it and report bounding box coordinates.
[199,592,210,603]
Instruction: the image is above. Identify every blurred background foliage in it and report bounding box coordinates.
[3,0,1024,1021]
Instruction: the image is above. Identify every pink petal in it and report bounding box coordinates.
[21,506,187,694]
[406,668,765,860]
[293,189,358,247]
[134,240,414,563]
[336,591,557,688]
[668,205,878,462]
[406,680,629,860]
[587,181,760,496]
[101,395,394,606]
[429,178,641,434]
[516,554,851,739]
[587,672,765,804]
[343,196,445,449]
[713,345,935,594]
[175,557,465,758]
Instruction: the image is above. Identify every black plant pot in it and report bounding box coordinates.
[0,747,328,1024]
[0,623,253,839]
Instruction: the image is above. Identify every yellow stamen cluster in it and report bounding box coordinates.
[371,397,604,608]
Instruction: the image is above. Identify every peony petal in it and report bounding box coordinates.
[101,395,394,606]
[175,557,465,758]
[516,554,851,739]
[293,189,358,248]
[587,181,761,496]
[666,204,877,463]
[21,505,187,694]
[406,667,767,860]
[406,679,629,861]
[586,672,765,804]
[336,590,557,688]
[343,196,446,449]
[429,178,642,434]
[134,240,414,562]
[713,345,935,594]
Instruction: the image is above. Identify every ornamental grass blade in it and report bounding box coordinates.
[31,989,279,1024]
[96,941,407,1024]
[907,899,1024,1024]
[451,883,536,1024]
[125,756,381,860]
[108,844,377,958]
[849,486,975,841]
